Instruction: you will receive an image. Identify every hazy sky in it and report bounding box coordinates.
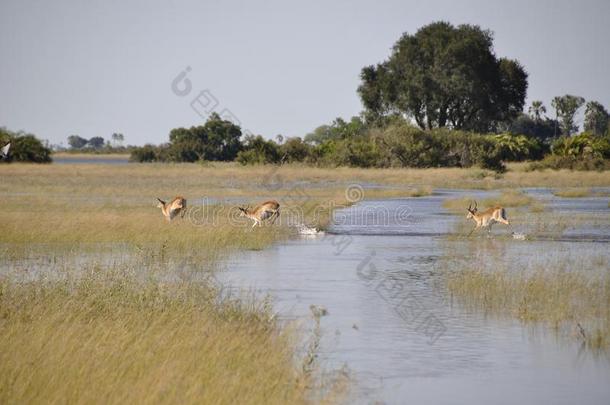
[1,0,609,146]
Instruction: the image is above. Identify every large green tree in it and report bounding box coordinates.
[584,101,609,136]
[358,22,528,132]
[551,94,585,136]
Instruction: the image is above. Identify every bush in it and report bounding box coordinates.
[491,133,545,161]
[551,132,610,159]
[279,137,310,163]
[371,124,506,171]
[0,128,52,163]
[130,144,159,162]
[527,133,610,171]
[236,135,281,165]
[527,155,609,171]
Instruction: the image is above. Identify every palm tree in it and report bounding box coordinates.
[528,101,546,121]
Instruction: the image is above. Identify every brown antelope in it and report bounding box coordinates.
[238,200,280,228]
[466,200,510,236]
[157,196,187,221]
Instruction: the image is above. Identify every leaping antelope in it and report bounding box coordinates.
[466,200,510,236]
[238,200,280,228]
[157,196,187,221]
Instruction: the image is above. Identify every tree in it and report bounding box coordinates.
[507,113,558,143]
[304,116,366,145]
[358,21,528,132]
[584,101,609,136]
[88,137,105,149]
[528,101,546,121]
[551,95,585,136]
[280,137,310,162]
[236,135,281,165]
[111,133,125,146]
[67,135,88,149]
[168,113,242,162]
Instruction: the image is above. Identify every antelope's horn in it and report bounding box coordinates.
[157,198,165,204]
[468,202,472,211]
[474,200,478,209]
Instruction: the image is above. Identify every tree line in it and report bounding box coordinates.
[129,21,609,171]
[3,21,609,168]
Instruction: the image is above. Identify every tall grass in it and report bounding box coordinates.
[442,190,538,214]
[443,247,610,350]
[0,163,351,403]
[0,269,345,404]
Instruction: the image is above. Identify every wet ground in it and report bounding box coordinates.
[223,189,610,404]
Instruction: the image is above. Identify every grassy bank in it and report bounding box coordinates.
[0,269,347,404]
[0,163,351,404]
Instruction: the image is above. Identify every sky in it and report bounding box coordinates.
[1,0,609,146]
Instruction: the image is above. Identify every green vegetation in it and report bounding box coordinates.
[528,132,610,171]
[552,95,586,136]
[357,21,527,132]
[121,22,610,173]
[0,127,51,163]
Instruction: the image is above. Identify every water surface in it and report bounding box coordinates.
[223,189,610,404]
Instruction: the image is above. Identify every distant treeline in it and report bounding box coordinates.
[128,112,610,172]
[3,21,610,169]
[127,21,609,172]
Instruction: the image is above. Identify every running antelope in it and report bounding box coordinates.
[157,196,187,221]
[466,201,510,236]
[238,200,280,228]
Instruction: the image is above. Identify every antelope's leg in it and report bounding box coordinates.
[270,210,279,224]
[467,226,477,237]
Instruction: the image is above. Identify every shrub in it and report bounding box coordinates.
[372,124,506,171]
[491,133,545,161]
[551,132,610,159]
[0,128,52,163]
[236,135,281,165]
[279,137,310,163]
[130,144,160,162]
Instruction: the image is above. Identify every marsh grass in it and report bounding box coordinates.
[0,269,346,404]
[553,188,591,198]
[442,190,540,216]
[445,261,610,350]
[0,163,354,403]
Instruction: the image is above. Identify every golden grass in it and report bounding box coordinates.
[553,188,592,198]
[0,270,345,404]
[442,190,538,215]
[0,163,352,403]
[551,188,610,198]
[443,244,610,350]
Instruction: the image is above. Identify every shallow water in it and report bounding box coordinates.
[223,189,610,404]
